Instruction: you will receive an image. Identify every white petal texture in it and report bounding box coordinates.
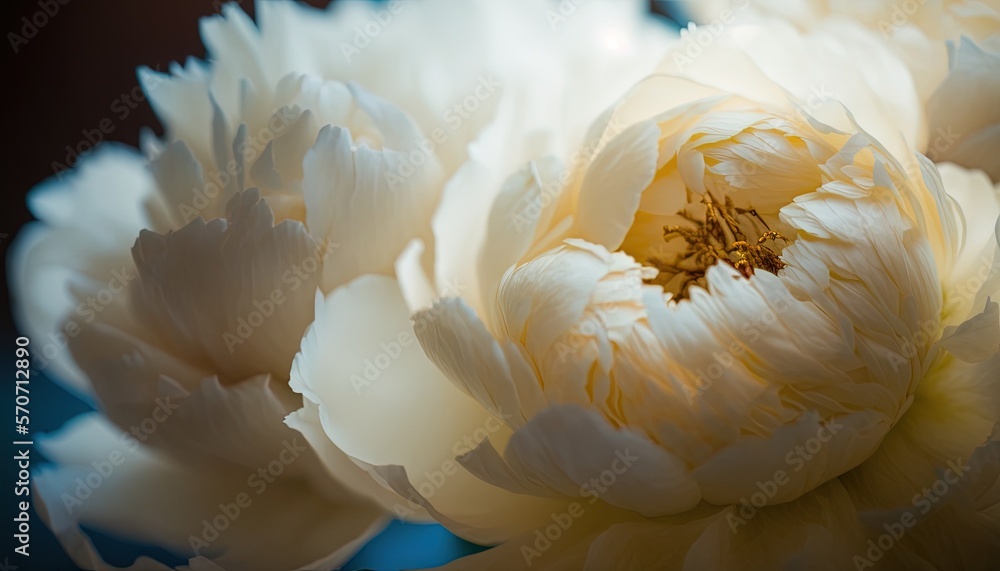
[10,146,158,398]
[34,413,384,571]
[679,0,1000,179]
[30,185,389,570]
[925,36,1000,180]
[11,0,996,569]
[401,43,1000,569]
[283,0,682,551]
[8,1,679,568]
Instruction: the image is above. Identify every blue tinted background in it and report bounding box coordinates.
[1,2,687,570]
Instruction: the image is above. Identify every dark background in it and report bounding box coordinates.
[0,0,325,318]
[0,1,685,569]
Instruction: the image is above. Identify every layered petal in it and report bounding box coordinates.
[10,147,159,398]
[35,413,385,571]
[926,37,1000,180]
[290,275,564,544]
[131,189,322,383]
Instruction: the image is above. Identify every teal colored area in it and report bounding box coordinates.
[343,521,490,571]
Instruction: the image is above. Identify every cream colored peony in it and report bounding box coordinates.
[678,0,1000,180]
[291,20,1000,571]
[9,1,675,569]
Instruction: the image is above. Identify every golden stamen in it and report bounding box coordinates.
[645,192,788,300]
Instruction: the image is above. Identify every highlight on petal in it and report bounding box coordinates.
[289,274,565,544]
[302,120,443,291]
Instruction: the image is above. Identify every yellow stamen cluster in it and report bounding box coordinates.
[646,191,787,299]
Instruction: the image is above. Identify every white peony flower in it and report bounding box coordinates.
[9,1,676,570]
[292,26,1000,570]
[678,0,1000,179]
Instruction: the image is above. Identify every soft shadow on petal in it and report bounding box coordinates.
[131,188,321,383]
[302,123,442,291]
[290,274,563,543]
[926,38,1000,180]
[414,296,547,427]
[35,413,387,571]
[286,399,433,521]
[459,404,701,518]
[10,146,158,399]
[681,480,866,571]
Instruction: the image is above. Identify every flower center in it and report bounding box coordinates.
[644,190,788,300]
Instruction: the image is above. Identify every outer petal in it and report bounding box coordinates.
[139,61,214,162]
[685,479,866,570]
[934,163,1000,327]
[131,188,322,383]
[9,146,158,398]
[926,37,1000,180]
[35,413,386,571]
[842,335,1000,568]
[581,514,716,571]
[848,425,1000,569]
[435,122,563,322]
[302,122,442,291]
[459,405,702,518]
[69,317,291,470]
[414,296,548,428]
[475,156,568,324]
[285,400,432,520]
[290,274,563,543]
[578,481,866,571]
[431,501,635,571]
[562,120,661,252]
[645,19,923,161]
